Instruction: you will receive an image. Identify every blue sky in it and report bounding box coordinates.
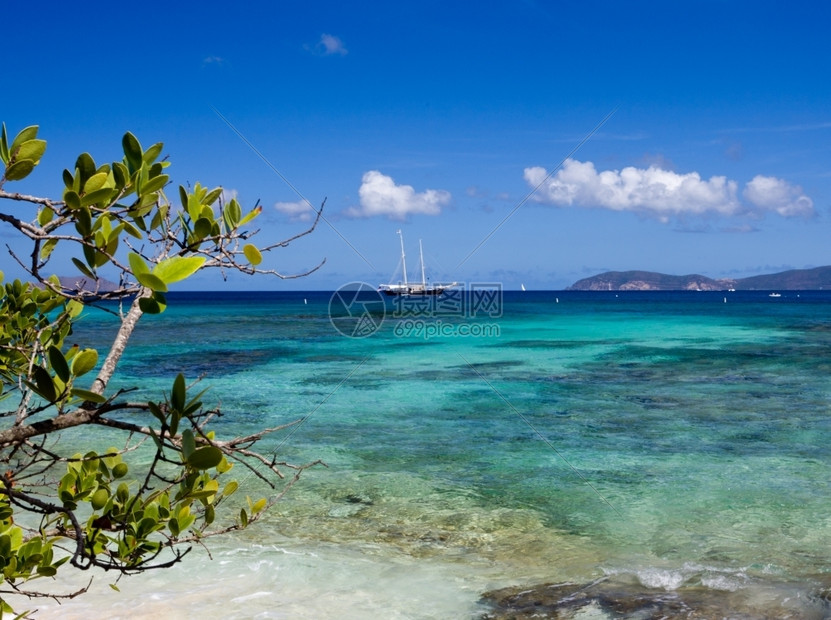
[2,1,829,290]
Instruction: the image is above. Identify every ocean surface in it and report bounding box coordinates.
[25,290,831,618]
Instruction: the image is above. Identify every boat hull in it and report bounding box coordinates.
[379,285,451,296]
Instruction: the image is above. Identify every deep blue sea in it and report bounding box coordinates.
[33,290,831,618]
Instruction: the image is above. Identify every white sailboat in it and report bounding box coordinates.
[378,230,458,296]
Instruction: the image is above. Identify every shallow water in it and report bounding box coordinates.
[18,290,831,617]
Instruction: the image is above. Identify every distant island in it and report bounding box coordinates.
[568,266,831,291]
[58,276,119,292]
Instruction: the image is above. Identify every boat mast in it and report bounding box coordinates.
[397,229,408,286]
[419,239,427,287]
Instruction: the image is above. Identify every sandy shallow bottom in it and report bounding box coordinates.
[21,539,496,619]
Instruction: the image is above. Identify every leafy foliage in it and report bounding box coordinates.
[0,123,324,613]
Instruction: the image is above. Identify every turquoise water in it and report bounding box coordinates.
[30,291,831,618]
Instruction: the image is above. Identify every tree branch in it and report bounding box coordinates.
[91,290,149,396]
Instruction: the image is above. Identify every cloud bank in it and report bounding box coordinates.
[743,175,814,217]
[346,171,451,220]
[524,159,813,222]
[274,199,314,222]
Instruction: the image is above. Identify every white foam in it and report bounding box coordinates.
[634,567,688,590]
[700,574,742,591]
[605,561,751,593]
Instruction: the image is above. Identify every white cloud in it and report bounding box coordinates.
[346,171,450,220]
[202,56,227,67]
[317,34,347,56]
[274,199,314,222]
[524,159,814,222]
[743,175,814,217]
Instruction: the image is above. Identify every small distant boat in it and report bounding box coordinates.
[769,292,781,298]
[378,230,458,297]
[521,283,526,292]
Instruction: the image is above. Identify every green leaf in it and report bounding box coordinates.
[203,187,223,206]
[136,191,157,212]
[39,238,59,260]
[111,162,127,190]
[66,299,83,317]
[75,153,96,184]
[107,222,124,243]
[127,252,149,275]
[171,374,186,411]
[69,388,107,403]
[122,220,143,239]
[0,123,8,164]
[238,205,263,227]
[64,189,81,210]
[216,457,233,474]
[15,139,46,164]
[94,243,114,268]
[10,125,38,154]
[224,199,241,230]
[243,244,263,266]
[48,346,70,383]
[29,366,56,402]
[142,142,163,164]
[71,257,95,279]
[222,480,239,497]
[187,489,217,501]
[75,207,92,236]
[97,212,113,237]
[193,217,213,241]
[152,256,206,285]
[82,246,97,274]
[140,173,168,196]
[186,446,223,470]
[37,206,55,226]
[147,402,165,426]
[70,348,98,377]
[135,271,167,292]
[116,482,129,502]
[184,387,208,415]
[138,294,167,314]
[239,508,248,528]
[122,132,142,171]
[4,159,35,181]
[80,187,114,208]
[83,171,109,194]
[181,429,196,460]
